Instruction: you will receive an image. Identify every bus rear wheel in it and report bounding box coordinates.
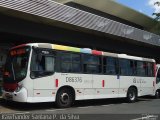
[155,90,160,99]
[55,88,74,108]
[127,87,137,103]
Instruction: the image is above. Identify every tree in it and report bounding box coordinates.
[153,1,160,20]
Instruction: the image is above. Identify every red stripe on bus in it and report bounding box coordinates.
[102,80,105,87]
[92,50,102,55]
[11,44,27,49]
[56,79,59,87]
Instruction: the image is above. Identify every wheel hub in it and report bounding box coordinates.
[156,91,159,97]
[60,93,69,104]
[129,91,135,100]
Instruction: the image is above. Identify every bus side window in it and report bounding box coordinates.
[136,61,147,77]
[60,52,81,73]
[119,59,133,76]
[60,53,72,73]
[147,62,154,77]
[31,52,55,78]
[83,54,101,74]
[72,54,81,73]
[156,68,160,84]
[103,57,117,75]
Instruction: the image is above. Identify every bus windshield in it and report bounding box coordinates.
[3,47,31,83]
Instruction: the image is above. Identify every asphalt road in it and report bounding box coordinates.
[0,97,160,120]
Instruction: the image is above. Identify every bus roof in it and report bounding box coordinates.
[24,43,155,62]
[157,64,160,68]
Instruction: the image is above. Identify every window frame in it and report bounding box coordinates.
[30,48,55,79]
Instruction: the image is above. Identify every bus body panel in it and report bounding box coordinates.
[92,75,119,97]
[119,76,154,96]
[2,87,28,102]
[140,77,154,96]
[119,76,140,96]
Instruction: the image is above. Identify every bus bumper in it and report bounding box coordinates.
[2,87,27,102]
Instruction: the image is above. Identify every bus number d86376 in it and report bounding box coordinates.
[66,77,82,83]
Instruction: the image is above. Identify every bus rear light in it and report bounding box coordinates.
[55,79,59,87]
[153,81,155,87]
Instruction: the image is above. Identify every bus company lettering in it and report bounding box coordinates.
[133,78,136,83]
[133,78,141,83]
[66,77,82,83]
[133,78,146,84]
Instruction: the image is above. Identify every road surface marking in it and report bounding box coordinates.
[101,105,111,107]
[77,106,90,109]
[101,104,115,107]
[131,115,158,120]
[46,109,66,112]
[15,112,30,114]
[121,103,128,105]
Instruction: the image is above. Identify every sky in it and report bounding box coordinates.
[116,0,160,18]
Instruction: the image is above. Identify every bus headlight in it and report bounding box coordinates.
[15,85,23,92]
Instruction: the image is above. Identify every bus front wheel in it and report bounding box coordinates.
[127,87,137,103]
[55,88,74,108]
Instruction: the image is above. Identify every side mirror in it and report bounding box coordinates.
[30,71,36,79]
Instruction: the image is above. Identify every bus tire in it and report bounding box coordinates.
[127,87,137,103]
[155,90,160,99]
[55,88,74,108]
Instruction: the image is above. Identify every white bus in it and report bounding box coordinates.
[2,43,159,108]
